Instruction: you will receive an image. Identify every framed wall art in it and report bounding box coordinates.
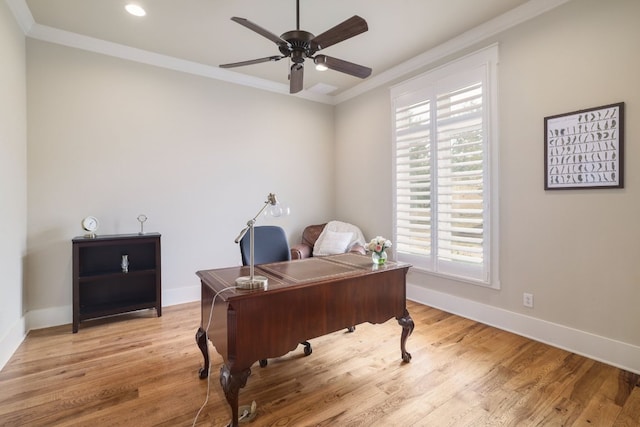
[544,102,624,190]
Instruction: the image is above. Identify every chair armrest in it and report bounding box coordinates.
[291,243,312,260]
[349,244,366,256]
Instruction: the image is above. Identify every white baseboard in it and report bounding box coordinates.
[163,284,200,307]
[0,316,27,371]
[23,285,202,331]
[407,283,640,375]
[27,304,71,331]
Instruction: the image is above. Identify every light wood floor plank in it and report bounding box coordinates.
[0,301,638,426]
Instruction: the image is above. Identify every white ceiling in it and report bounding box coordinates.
[13,0,568,103]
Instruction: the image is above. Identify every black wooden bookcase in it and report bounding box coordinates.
[72,233,161,333]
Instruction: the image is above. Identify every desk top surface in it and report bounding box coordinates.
[197,253,410,296]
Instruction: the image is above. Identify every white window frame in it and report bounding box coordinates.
[391,45,500,289]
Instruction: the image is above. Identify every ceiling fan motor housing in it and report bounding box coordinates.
[279,30,318,63]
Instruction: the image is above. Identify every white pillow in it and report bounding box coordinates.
[324,220,366,249]
[313,230,353,256]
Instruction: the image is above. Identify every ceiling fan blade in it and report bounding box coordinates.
[219,55,284,68]
[289,64,304,94]
[310,16,368,50]
[231,17,289,48]
[314,55,372,79]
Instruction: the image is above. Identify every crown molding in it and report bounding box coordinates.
[5,0,332,103]
[24,21,330,103]
[335,0,571,104]
[6,0,570,106]
[25,22,334,104]
[4,0,34,33]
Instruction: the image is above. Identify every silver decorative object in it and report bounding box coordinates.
[137,214,148,235]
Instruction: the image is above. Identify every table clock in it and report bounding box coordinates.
[81,216,99,238]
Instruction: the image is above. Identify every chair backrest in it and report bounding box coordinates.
[301,223,327,248]
[239,225,291,266]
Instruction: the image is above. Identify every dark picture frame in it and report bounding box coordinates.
[544,102,624,190]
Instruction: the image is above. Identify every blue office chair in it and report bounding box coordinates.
[239,225,291,265]
[238,226,312,367]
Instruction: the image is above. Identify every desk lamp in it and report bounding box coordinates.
[234,193,286,289]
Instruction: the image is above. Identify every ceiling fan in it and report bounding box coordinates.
[219,0,372,94]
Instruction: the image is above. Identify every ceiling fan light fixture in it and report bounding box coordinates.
[314,57,328,71]
[125,4,146,17]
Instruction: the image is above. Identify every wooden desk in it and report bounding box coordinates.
[195,253,413,426]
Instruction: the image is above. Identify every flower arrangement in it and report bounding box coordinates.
[366,236,392,255]
[367,236,392,265]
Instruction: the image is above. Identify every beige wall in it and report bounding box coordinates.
[336,0,640,347]
[0,0,28,367]
[25,40,335,317]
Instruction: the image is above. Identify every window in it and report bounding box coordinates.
[391,46,499,288]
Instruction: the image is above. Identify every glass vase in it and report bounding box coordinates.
[372,250,387,265]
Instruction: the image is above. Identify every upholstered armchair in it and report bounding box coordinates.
[291,222,366,260]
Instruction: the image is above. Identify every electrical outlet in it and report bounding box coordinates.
[523,293,534,308]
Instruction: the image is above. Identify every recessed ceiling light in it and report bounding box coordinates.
[125,4,146,17]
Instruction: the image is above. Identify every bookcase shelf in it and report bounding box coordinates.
[72,233,161,333]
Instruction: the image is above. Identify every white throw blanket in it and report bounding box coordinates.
[313,220,366,256]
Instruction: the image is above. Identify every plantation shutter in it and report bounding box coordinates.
[394,92,434,266]
[392,49,496,285]
[435,81,485,279]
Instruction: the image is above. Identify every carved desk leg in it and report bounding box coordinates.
[195,327,209,379]
[397,309,414,363]
[220,364,251,427]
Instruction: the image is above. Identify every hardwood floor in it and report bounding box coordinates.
[0,300,638,426]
